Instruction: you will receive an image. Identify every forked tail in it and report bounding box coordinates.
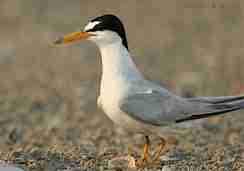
[176,95,244,123]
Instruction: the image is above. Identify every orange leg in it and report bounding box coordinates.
[136,135,151,167]
[152,137,166,163]
[142,135,150,162]
[135,136,167,168]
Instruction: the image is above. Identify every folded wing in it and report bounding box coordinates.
[119,89,244,125]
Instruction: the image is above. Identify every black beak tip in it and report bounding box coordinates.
[53,37,63,45]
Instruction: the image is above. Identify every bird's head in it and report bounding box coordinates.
[53,14,128,49]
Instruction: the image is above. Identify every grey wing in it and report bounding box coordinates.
[119,86,244,125]
[176,94,244,122]
[119,89,196,126]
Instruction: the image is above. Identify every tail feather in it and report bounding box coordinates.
[176,96,244,123]
[188,95,244,104]
[175,107,241,123]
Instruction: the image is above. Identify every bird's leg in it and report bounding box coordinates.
[152,137,166,163]
[136,135,151,167]
[142,135,150,162]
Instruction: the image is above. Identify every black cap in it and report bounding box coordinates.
[85,14,128,49]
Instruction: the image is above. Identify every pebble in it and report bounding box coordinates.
[0,166,25,171]
[108,155,137,170]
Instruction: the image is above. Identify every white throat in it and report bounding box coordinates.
[98,41,142,96]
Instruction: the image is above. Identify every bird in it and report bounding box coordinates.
[53,14,244,167]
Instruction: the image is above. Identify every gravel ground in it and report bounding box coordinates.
[0,103,243,171]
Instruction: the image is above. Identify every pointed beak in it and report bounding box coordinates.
[53,31,94,45]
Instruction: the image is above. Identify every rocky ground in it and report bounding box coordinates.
[0,100,243,171]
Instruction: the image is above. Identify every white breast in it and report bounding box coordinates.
[99,91,155,134]
[99,73,157,134]
[97,40,158,134]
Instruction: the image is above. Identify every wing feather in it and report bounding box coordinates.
[119,89,193,125]
[119,88,244,125]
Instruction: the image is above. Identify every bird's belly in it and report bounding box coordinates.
[100,97,158,134]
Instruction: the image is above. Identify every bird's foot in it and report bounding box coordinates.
[127,136,167,168]
[135,135,151,168]
[136,137,166,168]
[135,156,151,168]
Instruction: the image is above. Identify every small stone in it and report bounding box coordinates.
[161,165,174,171]
[108,155,136,169]
[0,166,25,171]
[127,156,136,169]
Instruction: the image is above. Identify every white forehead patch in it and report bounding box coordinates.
[84,21,101,32]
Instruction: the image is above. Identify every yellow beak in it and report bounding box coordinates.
[53,31,93,45]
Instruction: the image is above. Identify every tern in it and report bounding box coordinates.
[54,14,244,167]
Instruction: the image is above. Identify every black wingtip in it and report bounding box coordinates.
[175,107,241,123]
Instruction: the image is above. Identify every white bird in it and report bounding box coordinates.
[54,14,244,167]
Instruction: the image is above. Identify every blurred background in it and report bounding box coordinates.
[0,0,244,170]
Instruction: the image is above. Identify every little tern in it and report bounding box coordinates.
[54,14,244,166]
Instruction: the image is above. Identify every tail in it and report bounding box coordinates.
[176,95,244,123]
